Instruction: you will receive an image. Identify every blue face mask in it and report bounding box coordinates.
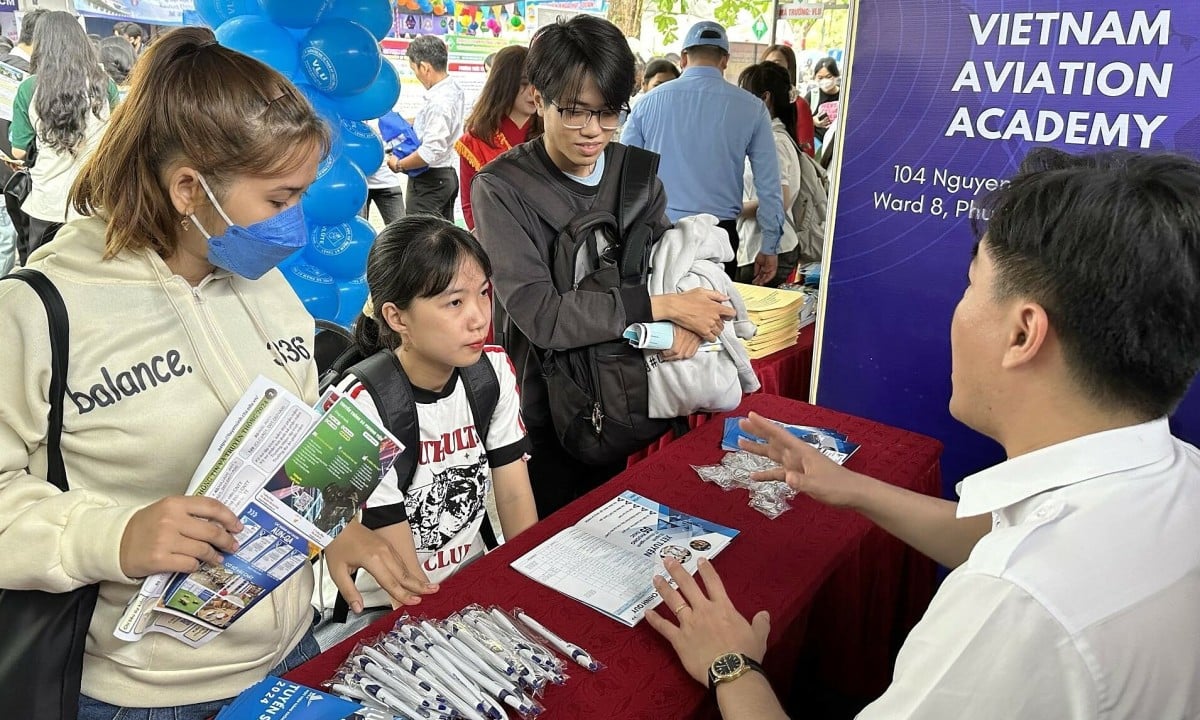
[190,174,307,280]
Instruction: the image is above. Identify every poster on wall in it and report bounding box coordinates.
[75,0,193,25]
[815,2,1200,493]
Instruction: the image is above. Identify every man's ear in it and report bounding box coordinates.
[165,165,206,218]
[719,53,730,71]
[532,87,547,118]
[1001,302,1050,370]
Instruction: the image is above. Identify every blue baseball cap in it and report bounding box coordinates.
[682,21,729,53]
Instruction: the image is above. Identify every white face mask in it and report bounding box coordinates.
[818,77,838,92]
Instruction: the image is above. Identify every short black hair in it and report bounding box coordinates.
[978,150,1200,419]
[643,58,679,83]
[527,15,634,112]
[813,56,840,77]
[408,35,448,72]
[18,9,46,46]
[121,22,144,40]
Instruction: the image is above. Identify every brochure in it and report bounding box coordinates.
[721,417,860,465]
[215,676,376,720]
[510,491,739,627]
[114,377,401,647]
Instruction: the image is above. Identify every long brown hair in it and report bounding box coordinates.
[71,27,331,259]
[464,45,542,145]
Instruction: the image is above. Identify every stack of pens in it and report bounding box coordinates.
[326,605,603,719]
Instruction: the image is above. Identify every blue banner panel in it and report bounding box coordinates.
[817,2,1200,494]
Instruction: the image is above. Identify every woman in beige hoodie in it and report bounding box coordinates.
[0,27,435,720]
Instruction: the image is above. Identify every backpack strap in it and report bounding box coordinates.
[347,350,419,510]
[482,151,579,231]
[2,269,69,491]
[615,145,660,283]
[458,354,501,548]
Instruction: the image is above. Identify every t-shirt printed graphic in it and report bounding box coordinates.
[333,346,529,591]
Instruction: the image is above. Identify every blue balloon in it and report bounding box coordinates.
[194,0,261,28]
[321,0,393,41]
[293,82,342,125]
[302,152,369,225]
[304,216,376,280]
[260,0,328,28]
[301,19,382,97]
[339,119,384,175]
[283,261,340,321]
[335,60,399,121]
[417,0,432,13]
[215,16,301,77]
[334,275,371,327]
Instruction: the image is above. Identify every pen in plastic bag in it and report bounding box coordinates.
[516,610,603,672]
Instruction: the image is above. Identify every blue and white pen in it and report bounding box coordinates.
[516,610,602,672]
[401,631,492,720]
[449,620,520,678]
[382,642,483,718]
[329,682,389,713]
[359,659,453,715]
[419,635,506,720]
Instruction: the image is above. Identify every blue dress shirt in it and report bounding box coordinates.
[622,65,785,255]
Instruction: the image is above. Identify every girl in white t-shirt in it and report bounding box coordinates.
[735,62,815,287]
[320,215,537,611]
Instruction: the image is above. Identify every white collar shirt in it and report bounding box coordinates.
[413,75,464,170]
[858,418,1200,720]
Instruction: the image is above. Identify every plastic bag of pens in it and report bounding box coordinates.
[326,605,603,719]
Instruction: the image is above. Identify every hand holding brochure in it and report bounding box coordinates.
[115,377,402,647]
[510,492,738,626]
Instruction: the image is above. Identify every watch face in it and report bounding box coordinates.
[713,653,745,678]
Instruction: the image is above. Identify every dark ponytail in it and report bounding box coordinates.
[738,62,798,147]
[354,215,494,355]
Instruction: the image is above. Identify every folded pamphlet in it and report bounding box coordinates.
[114,377,402,647]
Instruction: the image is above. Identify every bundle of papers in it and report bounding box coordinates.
[329,605,601,720]
[115,377,401,647]
[733,283,812,358]
[215,676,375,720]
[511,491,738,626]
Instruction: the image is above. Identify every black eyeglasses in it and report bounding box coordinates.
[550,101,628,131]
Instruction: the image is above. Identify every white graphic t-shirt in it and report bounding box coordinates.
[318,346,529,608]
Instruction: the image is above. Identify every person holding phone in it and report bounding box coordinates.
[807,57,840,143]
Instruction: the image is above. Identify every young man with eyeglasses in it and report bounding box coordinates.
[471,15,736,516]
[623,21,785,284]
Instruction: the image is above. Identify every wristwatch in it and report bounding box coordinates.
[707,652,765,689]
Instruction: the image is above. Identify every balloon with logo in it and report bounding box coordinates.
[304,216,375,281]
[283,260,340,321]
[339,119,385,173]
[301,18,382,97]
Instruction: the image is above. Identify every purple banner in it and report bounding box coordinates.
[816,2,1200,494]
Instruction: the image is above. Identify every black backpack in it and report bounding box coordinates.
[316,323,500,620]
[485,144,670,465]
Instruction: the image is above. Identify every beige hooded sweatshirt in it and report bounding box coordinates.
[0,216,319,706]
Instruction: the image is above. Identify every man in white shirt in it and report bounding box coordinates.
[389,35,464,222]
[645,149,1200,720]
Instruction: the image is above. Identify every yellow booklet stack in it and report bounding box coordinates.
[733,283,809,359]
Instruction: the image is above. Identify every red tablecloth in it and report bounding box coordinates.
[286,393,941,718]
